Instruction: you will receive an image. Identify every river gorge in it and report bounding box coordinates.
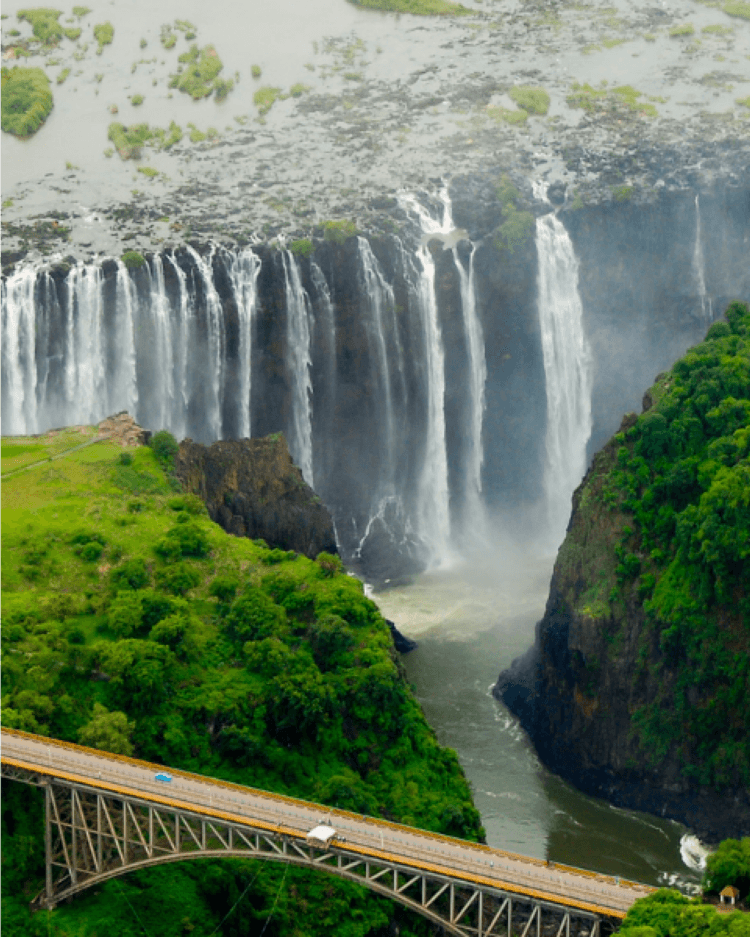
[3,0,750,919]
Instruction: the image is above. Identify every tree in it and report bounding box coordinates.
[78,703,135,756]
[704,838,750,900]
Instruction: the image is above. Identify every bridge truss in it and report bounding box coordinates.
[4,762,611,936]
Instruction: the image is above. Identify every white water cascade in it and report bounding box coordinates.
[226,248,261,439]
[1,265,39,435]
[185,246,225,443]
[281,251,314,487]
[357,236,399,482]
[692,195,713,323]
[535,189,593,547]
[398,191,453,564]
[440,192,487,537]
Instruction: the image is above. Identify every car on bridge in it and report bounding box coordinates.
[154,772,172,783]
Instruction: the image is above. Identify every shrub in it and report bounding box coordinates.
[253,85,283,116]
[170,44,226,100]
[322,219,357,244]
[119,452,134,466]
[155,562,201,596]
[345,0,471,13]
[110,558,150,591]
[17,8,65,45]
[107,591,144,637]
[155,522,210,560]
[78,703,134,755]
[80,542,103,562]
[704,837,750,898]
[225,590,286,643]
[209,576,239,603]
[290,238,314,257]
[93,21,114,54]
[148,429,179,468]
[121,250,145,269]
[316,551,343,577]
[251,64,262,78]
[1,66,53,137]
[509,86,550,115]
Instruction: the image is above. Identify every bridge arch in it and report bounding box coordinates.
[25,778,608,936]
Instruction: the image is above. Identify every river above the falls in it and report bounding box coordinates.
[371,548,708,892]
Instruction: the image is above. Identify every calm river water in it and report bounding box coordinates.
[372,547,708,892]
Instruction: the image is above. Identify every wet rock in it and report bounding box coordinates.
[173,434,337,560]
[387,620,418,654]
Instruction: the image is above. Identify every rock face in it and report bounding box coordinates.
[97,412,149,448]
[173,435,337,560]
[494,405,750,844]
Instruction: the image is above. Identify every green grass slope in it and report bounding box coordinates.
[1,434,483,937]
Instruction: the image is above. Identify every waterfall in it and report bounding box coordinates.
[693,195,713,323]
[146,254,175,433]
[440,191,487,534]
[113,261,139,423]
[165,252,192,442]
[398,191,452,564]
[281,251,314,486]
[535,198,593,546]
[357,236,398,481]
[1,265,39,435]
[185,246,225,442]
[225,248,261,439]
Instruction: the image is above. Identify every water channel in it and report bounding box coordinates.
[372,548,708,893]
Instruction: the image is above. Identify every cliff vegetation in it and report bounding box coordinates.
[497,301,750,839]
[1,430,483,936]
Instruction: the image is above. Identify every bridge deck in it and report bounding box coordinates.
[1,729,652,918]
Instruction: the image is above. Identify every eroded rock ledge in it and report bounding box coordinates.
[173,435,337,560]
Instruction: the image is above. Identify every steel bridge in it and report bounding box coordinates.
[2,729,652,935]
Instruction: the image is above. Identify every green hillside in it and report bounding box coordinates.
[1,433,483,936]
[593,300,750,789]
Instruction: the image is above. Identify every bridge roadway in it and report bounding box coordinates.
[2,729,652,920]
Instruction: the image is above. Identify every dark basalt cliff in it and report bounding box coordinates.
[173,435,337,560]
[495,308,750,843]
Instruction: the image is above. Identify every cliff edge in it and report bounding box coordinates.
[495,301,750,843]
[173,434,337,560]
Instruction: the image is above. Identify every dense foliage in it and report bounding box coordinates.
[1,436,483,936]
[620,888,750,936]
[587,301,750,790]
[704,838,750,901]
[1,66,53,137]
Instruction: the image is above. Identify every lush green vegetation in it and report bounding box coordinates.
[1,66,53,137]
[17,8,80,45]
[723,0,750,19]
[170,44,232,100]
[346,0,471,13]
[120,250,146,269]
[620,888,750,935]
[704,838,750,900]
[107,120,183,159]
[322,219,357,244]
[254,84,283,116]
[585,302,750,790]
[290,238,315,257]
[567,82,658,118]
[509,86,550,115]
[93,21,114,54]
[493,174,534,253]
[2,433,483,936]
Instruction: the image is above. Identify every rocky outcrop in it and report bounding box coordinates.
[173,434,337,560]
[494,401,750,843]
[97,411,149,448]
